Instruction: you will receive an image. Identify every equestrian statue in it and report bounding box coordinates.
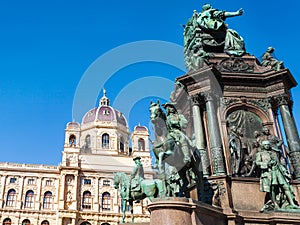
[149,100,202,197]
[113,156,165,223]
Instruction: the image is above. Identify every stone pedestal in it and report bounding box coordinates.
[147,195,300,225]
[148,197,227,225]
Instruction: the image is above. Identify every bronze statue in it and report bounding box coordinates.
[163,102,191,165]
[197,4,245,56]
[228,126,243,176]
[255,141,299,212]
[114,157,165,223]
[261,47,284,71]
[150,100,202,197]
[184,3,246,70]
[130,156,145,193]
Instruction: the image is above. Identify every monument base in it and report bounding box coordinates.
[147,197,300,225]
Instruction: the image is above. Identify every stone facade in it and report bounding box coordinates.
[0,91,153,225]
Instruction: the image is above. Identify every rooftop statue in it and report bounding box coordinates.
[261,46,284,71]
[113,157,165,224]
[184,3,246,71]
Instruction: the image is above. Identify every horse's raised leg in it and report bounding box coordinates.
[129,200,134,223]
[120,199,127,223]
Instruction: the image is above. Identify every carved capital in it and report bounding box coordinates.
[273,94,291,107]
[191,94,200,106]
[201,92,216,102]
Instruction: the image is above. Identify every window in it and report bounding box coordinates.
[138,138,145,151]
[120,137,124,153]
[9,178,16,184]
[41,221,49,225]
[85,135,91,149]
[101,223,110,225]
[24,190,34,208]
[3,218,11,225]
[102,192,111,211]
[6,189,16,207]
[45,180,52,186]
[103,109,110,115]
[28,179,35,185]
[43,191,52,209]
[69,134,76,147]
[80,223,91,225]
[102,133,109,149]
[22,219,30,225]
[103,179,110,187]
[82,191,92,209]
[84,179,91,185]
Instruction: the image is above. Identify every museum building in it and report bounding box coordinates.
[0,91,154,225]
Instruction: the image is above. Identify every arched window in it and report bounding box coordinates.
[102,133,109,149]
[22,219,30,225]
[80,223,91,225]
[24,190,34,208]
[82,191,92,209]
[85,135,91,149]
[102,192,111,211]
[41,221,49,225]
[120,137,124,153]
[6,189,16,207]
[43,191,52,209]
[69,134,76,147]
[3,218,11,225]
[138,138,145,151]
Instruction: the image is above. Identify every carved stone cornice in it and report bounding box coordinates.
[217,57,254,73]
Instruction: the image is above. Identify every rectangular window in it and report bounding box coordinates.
[103,179,110,186]
[82,192,92,209]
[28,179,35,185]
[45,180,52,186]
[84,179,91,185]
[9,178,17,184]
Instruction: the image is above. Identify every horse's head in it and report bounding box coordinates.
[150,100,168,138]
[150,100,166,122]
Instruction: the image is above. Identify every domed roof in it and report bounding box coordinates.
[134,125,148,132]
[81,90,128,127]
[66,122,80,130]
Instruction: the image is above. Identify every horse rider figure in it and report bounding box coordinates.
[162,102,192,166]
[131,156,145,191]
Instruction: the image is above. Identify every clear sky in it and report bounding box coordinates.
[1,0,300,165]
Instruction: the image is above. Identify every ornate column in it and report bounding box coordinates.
[202,92,226,175]
[275,94,300,179]
[191,95,210,177]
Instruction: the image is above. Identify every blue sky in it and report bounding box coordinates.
[1,0,300,165]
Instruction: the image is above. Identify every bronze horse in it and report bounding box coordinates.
[149,100,202,197]
[113,172,165,223]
